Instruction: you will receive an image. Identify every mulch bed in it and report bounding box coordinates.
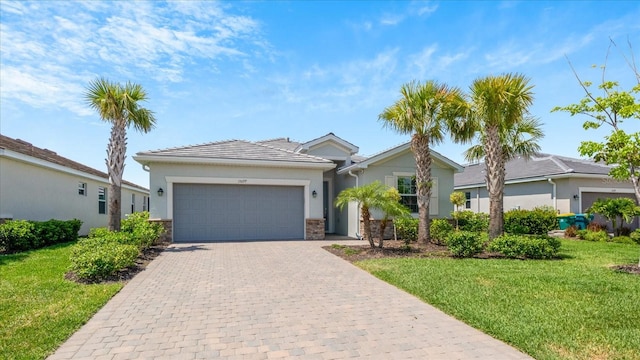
[323,239,640,276]
[65,242,170,284]
[323,240,452,262]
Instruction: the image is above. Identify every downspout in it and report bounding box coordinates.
[348,170,362,240]
[547,178,557,212]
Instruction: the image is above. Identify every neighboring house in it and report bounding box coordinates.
[454,153,639,230]
[0,135,150,235]
[133,133,463,242]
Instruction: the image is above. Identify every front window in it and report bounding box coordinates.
[465,192,471,209]
[131,193,135,213]
[98,187,107,214]
[143,196,148,211]
[78,182,87,196]
[397,176,418,213]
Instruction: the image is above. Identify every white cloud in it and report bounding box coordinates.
[0,0,266,116]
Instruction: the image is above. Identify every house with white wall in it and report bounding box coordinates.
[454,153,638,230]
[0,135,150,235]
[134,133,463,242]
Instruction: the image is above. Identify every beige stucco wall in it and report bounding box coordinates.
[145,162,326,221]
[0,156,149,235]
[342,151,457,238]
[458,176,636,215]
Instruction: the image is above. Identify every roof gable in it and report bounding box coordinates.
[337,142,463,174]
[296,133,359,156]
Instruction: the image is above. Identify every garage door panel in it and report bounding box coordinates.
[173,184,304,242]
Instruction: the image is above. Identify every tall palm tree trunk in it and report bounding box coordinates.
[484,125,504,239]
[412,134,432,244]
[106,121,127,231]
[361,206,375,248]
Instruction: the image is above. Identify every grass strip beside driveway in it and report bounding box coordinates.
[0,242,123,360]
[357,240,640,360]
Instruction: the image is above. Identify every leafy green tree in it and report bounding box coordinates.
[85,78,156,231]
[454,73,542,239]
[586,197,640,236]
[335,182,407,248]
[449,191,466,230]
[377,187,410,248]
[379,80,467,244]
[552,40,640,204]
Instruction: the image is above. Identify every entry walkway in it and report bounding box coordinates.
[48,240,532,359]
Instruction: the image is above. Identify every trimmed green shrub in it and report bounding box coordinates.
[504,207,557,235]
[69,237,139,281]
[0,219,81,253]
[0,220,36,252]
[488,234,561,259]
[446,231,484,258]
[430,219,453,245]
[454,211,489,232]
[580,230,610,242]
[88,227,111,238]
[31,219,81,246]
[631,229,640,245]
[610,236,637,245]
[121,212,163,250]
[395,217,418,244]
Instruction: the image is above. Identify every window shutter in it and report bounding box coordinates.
[385,176,397,188]
[429,177,438,215]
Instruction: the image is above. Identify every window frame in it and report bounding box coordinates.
[98,186,107,214]
[78,182,87,196]
[465,191,471,209]
[131,193,136,213]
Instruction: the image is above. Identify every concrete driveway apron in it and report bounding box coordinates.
[48,240,533,360]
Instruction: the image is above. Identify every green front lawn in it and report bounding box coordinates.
[357,240,640,360]
[0,242,123,360]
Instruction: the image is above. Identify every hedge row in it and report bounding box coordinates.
[69,212,163,281]
[503,207,557,235]
[0,219,82,253]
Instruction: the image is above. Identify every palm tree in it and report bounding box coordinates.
[335,181,404,248]
[379,80,467,244]
[377,187,410,248]
[85,78,156,231]
[456,73,540,239]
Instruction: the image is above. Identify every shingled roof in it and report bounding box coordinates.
[135,139,334,166]
[455,153,612,188]
[0,134,148,191]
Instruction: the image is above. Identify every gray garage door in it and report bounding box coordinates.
[582,192,639,231]
[173,184,304,242]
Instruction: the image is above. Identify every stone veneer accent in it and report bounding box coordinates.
[149,219,173,244]
[305,218,325,240]
[360,219,395,240]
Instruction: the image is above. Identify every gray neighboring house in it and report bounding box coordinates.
[133,133,463,242]
[0,134,150,235]
[454,153,639,230]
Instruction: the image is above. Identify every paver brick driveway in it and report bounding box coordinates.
[49,240,532,360]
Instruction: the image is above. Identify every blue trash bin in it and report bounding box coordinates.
[574,213,593,230]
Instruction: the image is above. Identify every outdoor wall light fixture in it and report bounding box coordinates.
[573,194,579,200]
[157,188,164,197]
[312,190,318,198]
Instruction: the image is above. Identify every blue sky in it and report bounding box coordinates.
[1,1,639,188]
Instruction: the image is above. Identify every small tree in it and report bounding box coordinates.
[552,39,640,204]
[449,191,466,230]
[378,188,410,248]
[586,197,640,236]
[335,182,408,248]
